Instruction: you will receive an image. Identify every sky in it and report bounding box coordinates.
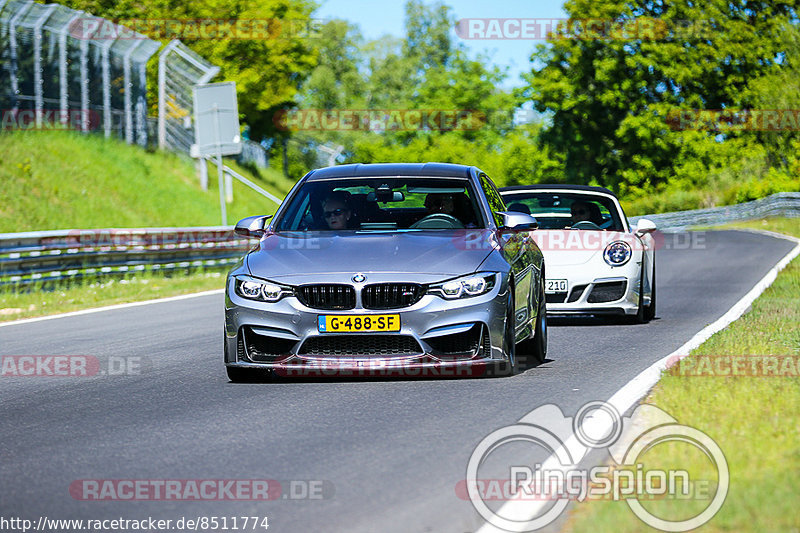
[313,0,568,89]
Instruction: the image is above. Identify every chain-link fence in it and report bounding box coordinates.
[1,1,274,170]
[0,0,160,144]
[157,39,218,153]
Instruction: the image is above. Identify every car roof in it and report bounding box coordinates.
[499,184,617,196]
[305,163,474,180]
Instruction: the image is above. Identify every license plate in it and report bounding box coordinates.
[545,279,568,293]
[318,314,400,333]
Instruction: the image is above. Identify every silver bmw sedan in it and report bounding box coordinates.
[224,163,547,381]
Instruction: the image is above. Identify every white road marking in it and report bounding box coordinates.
[477,230,800,532]
[0,289,224,328]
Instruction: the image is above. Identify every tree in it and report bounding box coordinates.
[523,0,799,195]
[51,0,319,139]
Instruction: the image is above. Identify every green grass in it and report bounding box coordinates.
[565,218,800,532]
[0,270,227,322]
[0,130,295,232]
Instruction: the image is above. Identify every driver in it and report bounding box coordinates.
[570,200,592,224]
[322,191,354,230]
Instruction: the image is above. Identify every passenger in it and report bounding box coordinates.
[424,193,458,217]
[322,191,354,230]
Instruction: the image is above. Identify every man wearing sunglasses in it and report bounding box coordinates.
[322,191,354,230]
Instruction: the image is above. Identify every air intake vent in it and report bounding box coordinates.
[587,281,627,303]
[567,284,587,303]
[299,335,422,357]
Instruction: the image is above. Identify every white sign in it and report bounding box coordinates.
[192,82,242,157]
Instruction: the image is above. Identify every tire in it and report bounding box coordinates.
[496,292,517,377]
[530,297,547,364]
[632,261,648,324]
[644,261,656,321]
[516,278,547,369]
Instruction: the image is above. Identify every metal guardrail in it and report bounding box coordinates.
[629,192,800,230]
[0,226,254,286]
[2,192,798,287]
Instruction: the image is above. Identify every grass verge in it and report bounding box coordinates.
[0,270,226,323]
[0,130,293,232]
[565,217,799,532]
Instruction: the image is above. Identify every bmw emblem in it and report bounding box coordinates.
[352,273,366,283]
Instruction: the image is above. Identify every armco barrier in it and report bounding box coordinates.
[0,226,254,286]
[628,192,800,230]
[1,192,798,287]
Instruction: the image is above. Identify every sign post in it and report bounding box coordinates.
[192,82,242,225]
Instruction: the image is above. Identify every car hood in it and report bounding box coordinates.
[245,230,496,282]
[531,230,633,266]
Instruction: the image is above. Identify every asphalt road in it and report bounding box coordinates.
[0,230,794,533]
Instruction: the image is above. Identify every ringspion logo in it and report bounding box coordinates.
[464,401,728,531]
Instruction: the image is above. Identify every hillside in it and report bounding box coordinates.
[0,131,295,232]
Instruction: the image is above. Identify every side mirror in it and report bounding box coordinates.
[234,215,272,237]
[635,218,657,234]
[498,211,539,231]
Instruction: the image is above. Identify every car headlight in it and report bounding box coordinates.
[234,275,292,302]
[604,241,632,266]
[428,272,497,300]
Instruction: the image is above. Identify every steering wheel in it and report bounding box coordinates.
[410,213,465,229]
[570,220,602,230]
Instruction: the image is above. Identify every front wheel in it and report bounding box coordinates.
[496,293,517,377]
[645,262,656,321]
[631,262,649,324]
[516,280,548,369]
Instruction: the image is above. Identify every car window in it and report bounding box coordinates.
[275,177,487,231]
[502,192,625,231]
[478,173,507,228]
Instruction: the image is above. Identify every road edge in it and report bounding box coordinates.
[476,229,800,531]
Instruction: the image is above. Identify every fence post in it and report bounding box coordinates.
[100,37,115,138]
[32,5,56,128]
[79,35,89,132]
[59,14,80,126]
[157,40,179,150]
[122,40,143,144]
[8,0,34,113]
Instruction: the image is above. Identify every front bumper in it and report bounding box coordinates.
[224,272,512,377]
[544,261,646,316]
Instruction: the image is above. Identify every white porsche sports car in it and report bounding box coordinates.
[499,185,657,322]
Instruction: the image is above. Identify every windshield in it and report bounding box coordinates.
[275,177,486,231]
[502,192,625,231]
